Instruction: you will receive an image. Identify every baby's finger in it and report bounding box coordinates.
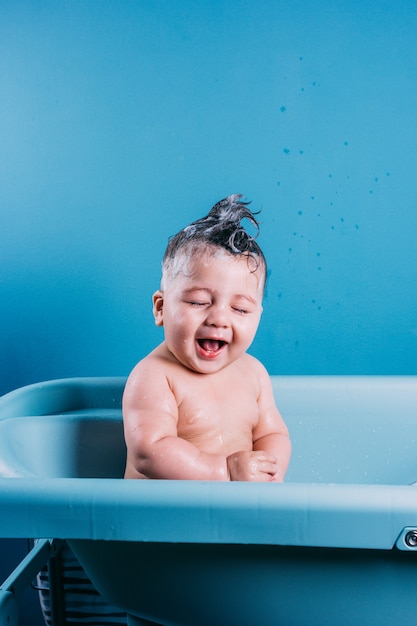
[257,459,278,476]
[255,453,278,466]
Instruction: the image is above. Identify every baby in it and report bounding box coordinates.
[123,195,291,481]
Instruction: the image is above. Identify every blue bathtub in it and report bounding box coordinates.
[1,376,417,625]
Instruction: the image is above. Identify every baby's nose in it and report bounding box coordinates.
[205,305,230,327]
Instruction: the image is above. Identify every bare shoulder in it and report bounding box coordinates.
[125,349,164,385]
[123,344,175,408]
[237,353,271,389]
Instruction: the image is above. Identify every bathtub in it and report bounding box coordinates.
[1,376,417,625]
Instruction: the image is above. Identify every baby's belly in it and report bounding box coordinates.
[180,428,254,457]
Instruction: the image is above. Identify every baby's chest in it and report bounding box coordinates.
[176,387,258,442]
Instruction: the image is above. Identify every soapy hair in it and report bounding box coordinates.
[161,194,267,289]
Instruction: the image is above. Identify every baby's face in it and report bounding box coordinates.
[153,249,264,374]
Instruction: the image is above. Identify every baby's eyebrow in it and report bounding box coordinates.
[234,294,258,306]
[183,287,212,295]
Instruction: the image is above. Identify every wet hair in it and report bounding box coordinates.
[161,194,267,290]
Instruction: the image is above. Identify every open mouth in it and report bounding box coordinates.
[197,338,227,355]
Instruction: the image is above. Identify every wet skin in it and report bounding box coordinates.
[123,250,291,481]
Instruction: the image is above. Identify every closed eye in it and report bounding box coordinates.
[232,307,250,315]
[187,301,209,307]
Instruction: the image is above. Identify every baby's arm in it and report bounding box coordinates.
[123,360,229,480]
[251,364,291,482]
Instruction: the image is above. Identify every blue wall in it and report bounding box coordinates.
[1,4,417,623]
[1,0,417,398]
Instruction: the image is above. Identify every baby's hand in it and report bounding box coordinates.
[226,450,278,482]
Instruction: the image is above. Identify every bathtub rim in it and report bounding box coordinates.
[0,477,417,552]
[1,375,417,553]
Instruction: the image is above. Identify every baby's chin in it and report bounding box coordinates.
[184,360,227,375]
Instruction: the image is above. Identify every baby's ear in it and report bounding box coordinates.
[152,290,164,326]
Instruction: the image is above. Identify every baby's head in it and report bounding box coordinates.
[161,194,267,293]
[155,195,266,373]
